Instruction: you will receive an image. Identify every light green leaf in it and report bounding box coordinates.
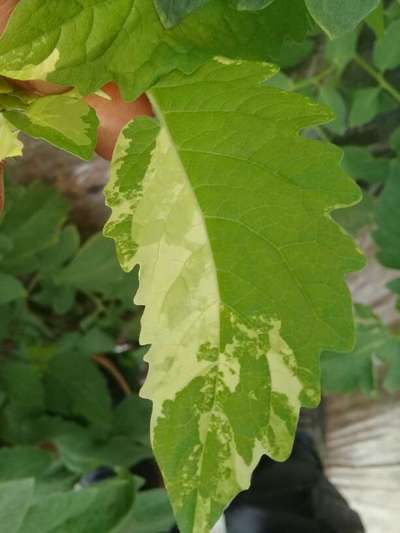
[236,0,276,10]
[325,30,360,73]
[0,272,26,304]
[349,87,381,128]
[305,0,380,38]
[0,478,35,533]
[390,126,400,155]
[342,146,390,183]
[105,60,364,532]
[277,38,314,69]
[54,233,139,304]
[0,182,68,275]
[153,0,210,27]
[129,489,175,533]
[0,0,310,99]
[365,2,384,38]
[5,94,98,160]
[373,19,400,72]
[318,86,347,135]
[374,160,400,268]
[43,350,113,430]
[332,192,375,236]
[0,447,53,482]
[55,428,151,474]
[0,361,45,417]
[19,479,135,533]
[0,114,23,161]
[322,305,400,394]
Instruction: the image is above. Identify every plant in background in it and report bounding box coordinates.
[0,1,399,532]
[0,181,174,532]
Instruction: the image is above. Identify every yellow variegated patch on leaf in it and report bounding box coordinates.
[105,60,364,533]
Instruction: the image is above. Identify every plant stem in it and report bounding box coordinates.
[291,66,335,91]
[93,354,132,396]
[354,54,400,104]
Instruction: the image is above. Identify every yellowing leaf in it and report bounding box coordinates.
[0,114,22,161]
[105,60,364,533]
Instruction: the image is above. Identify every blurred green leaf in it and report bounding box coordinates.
[0,362,45,417]
[0,272,26,304]
[375,160,400,268]
[0,183,68,275]
[55,428,151,474]
[19,479,136,533]
[322,304,400,394]
[373,19,400,71]
[128,489,175,533]
[277,38,314,68]
[0,447,53,482]
[365,2,384,38]
[319,86,347,134]
[54,234,139,305]
[390,126,400,155]
[305,0,380,37]
[38,226,80,275]
[342,146,390,183]
[44,351,113,430]
[0,478,34,533]
[332,192,376,235]
[349,87,381,127]
[324,30,359,73]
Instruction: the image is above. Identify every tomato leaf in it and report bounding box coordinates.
[105,60,364,532]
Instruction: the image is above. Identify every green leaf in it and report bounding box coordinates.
[374,160,400,268]
[19,479,136,533]
[235,0,276,10]
[318,86,347,135]
[277,38,314,69]
[5,94,98,160]
[0,183,68,275]
[153,0,210,27]
[0,447,53,482]
[390,126,400,155]
[322,305,400,394]
[54,427,151,474]
[54,233,139,304]
[342,146,390,183]
[332,192,375,236]
[44,350,113,430]
[373,19,400,72]
[0,361,45,417]
[349,87,381,128]
[305,0,380,38]
[0,0,310,99]
[113,395,151,445]
[0,114,23,161]
[129,489,175,533]
[0,478,34,533]
[0,272,26,304]
[105,60,364,532]
[324,30,360,73]
[365,2,384,38]
[37,226,80,275]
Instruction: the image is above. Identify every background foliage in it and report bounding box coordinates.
[0,0,400,532]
